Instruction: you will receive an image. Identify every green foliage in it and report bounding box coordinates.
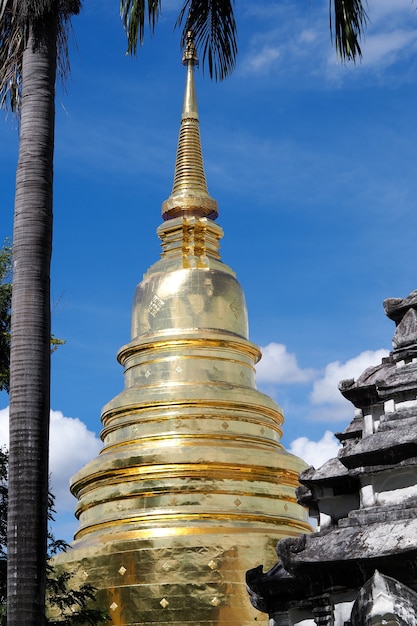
[0,448,108,625]
[0,239,66,393]
[330,0,369,62]
[176,0,237,81]
[50,335,67,354]
[120,0,237,81]
[0,0,82,113]
[120,0,162,53]
[46,496,109,625]
[46,570,109,626]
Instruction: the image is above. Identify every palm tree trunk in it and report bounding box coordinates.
[7,11,57,626]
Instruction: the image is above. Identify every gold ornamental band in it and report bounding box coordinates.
[100,408,284,438]
[74,485,299,516]
[118,337,262,366]
[74,511,312,540]
[71,463,300,497]
[100,432,284,454]
[121,351,257,374]
[101,399,284,429]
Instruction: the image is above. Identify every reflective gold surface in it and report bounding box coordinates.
[161,35,218,222]
[53,35,310,625]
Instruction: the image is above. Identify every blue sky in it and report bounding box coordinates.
[1,0,417,540]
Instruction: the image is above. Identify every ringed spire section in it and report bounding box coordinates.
[162,31,218,221]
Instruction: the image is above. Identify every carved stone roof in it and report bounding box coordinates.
[246,290,417,622]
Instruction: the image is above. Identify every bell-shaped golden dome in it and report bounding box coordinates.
[52,33,310,626]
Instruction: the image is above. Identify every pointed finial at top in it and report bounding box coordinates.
[161,31,218,221]
[182,30,199,67]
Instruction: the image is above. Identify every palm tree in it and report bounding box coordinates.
[0,2,80,625]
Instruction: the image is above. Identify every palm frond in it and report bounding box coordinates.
[19,0,55,21]
[0,0,81,114]
[330,0,369,62]
[176,0,237,81]
[57,2,81,90]
[120,0,162,54]
[0,2,22,112]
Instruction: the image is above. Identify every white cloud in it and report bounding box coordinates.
[241,45,281,74]
[49,410,102,511]
[256,342,316,385]
[240,0,417,84]
[0,407,102,515]
[289,430,341,469]
[0,408,8,451]
[307,403,356,424]
[310,349,389,407]
[299,29,318,44]
[256,345,390,423]
[360,30,417,67]
[369,0,416,22]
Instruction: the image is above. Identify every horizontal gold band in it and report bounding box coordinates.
[74,512,311,541]
[74,485,299,517]
[72,463,300,497]
[100,432,283,455]
[118,337,261,366]
[101,398,283,429]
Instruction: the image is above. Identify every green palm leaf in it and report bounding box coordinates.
[176,0,237,81]
[330,0,369,62]
[120,0,162,54]
[0,0,81,113]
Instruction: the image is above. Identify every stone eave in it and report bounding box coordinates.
[247,520,417,609]
[278,518,417,574]
[247,525,417,615]
[349,448,417,476]
[340,362,417,409]
[339,381,380,408]
[338,427,417,468]
[246,563,304,614]
[299,457,359,494]
[335,415,363,442]
[375,363,417,398]
[300,457,349,481]
[384,291,417,323]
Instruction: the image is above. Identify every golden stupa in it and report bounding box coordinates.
[54,35,310,626]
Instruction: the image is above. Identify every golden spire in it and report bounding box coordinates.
[162,31,218,221]
[52,36,310,626]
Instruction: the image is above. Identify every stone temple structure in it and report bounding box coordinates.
[53,36,310,626]
[247,290,417,625]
